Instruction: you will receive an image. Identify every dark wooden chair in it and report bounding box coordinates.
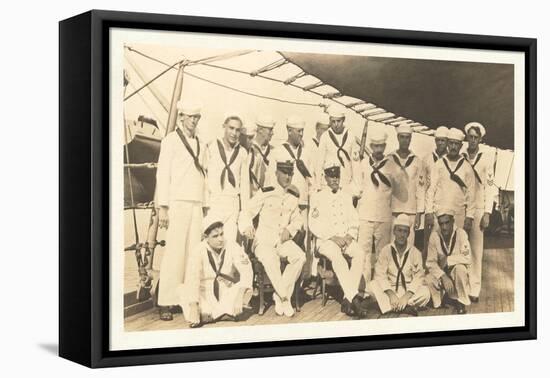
[244,239,302,315]
[311,236,352,306]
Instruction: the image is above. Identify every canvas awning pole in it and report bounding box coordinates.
[165,62,187,136]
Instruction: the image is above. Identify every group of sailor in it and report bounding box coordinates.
[154,99,497,326]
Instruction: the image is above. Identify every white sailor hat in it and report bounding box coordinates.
[176,100,202,116]
[447,128,465,141]
[286,115,305,129]
[255,115,275,129]
[327,106,345,119]
[202,215,224,235]
[435,207,455,218]
[464,121,486,137]
[240,122,257,136]
[434,126,450,138]
[394,214,411,228]
[368,126,388,144]
[222,112,243,124]
[316,113,330,126]
[396,123,413,135]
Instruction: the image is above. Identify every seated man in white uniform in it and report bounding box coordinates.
[425,209,472,314]
[309,163,368,318]
[369,214,430,315]
[184,216,254,327]
[238,160,306,317]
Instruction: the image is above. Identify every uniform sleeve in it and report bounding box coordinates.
[286,200,304,237]
[447,230,472,267]
[415,158,426,213]
[239,151,251,210]
[314,135,328,190]
[350,140,364,195]
[374,248,393,293]
[238,190,265,233]
[309,193,331,240]
[155,137,174,207]
[229,243,253,289]
[425,161,439,214]
[203,144,211,207]
[346,194,360,239]
[408,249,425,294]
[484,151,497,214]
[464,162,476,218]
[426,232,445,279]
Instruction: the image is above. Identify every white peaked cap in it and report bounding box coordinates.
[327,106,345,119]
[394,214,411,228]
[176,100,202,115]
[368,126,388,144]
[286,115,305,129]
[255,115,275,129]
[447,128,465,141]
[464,121,486,137]
[396,123,413,135]
[434,126,450,138]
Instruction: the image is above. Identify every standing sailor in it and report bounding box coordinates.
[352,127,404,284]
[311,113,330,150]
[269,116,314,209]
[238,160,306,317]
[423,126,449,190]
[156,100,207,321]
[425,128,475,232]
[461,122,496,302]
[426,209,472,314]
[184,216,254,327]
[390,124,426,247]
[205,114,250,243]
[369,214,430,315]
[248,115,275,197]
[315,107,357,193]
[309,163,368,318]
[239,121,256,152]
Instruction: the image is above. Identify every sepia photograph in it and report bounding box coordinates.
[108,26,526,352]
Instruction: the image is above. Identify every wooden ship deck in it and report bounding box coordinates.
[124,245,514,332]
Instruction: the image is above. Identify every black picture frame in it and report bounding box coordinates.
[59,9,537,368]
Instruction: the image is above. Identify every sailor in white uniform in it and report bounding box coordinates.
[461,122,497,302]
[390,123,426,247]
[311,113,330,151]
[205,114,250,243]
[314,107,357,194]
[352,126,404,284]
[425,128,476,232]
[155,100,208,321]
[425,208,472,314]
[183,216,253,327]
[369,214,431,315]
[238,160,306,317]
[309,162,368,318]
[248,115,275,198]
[422,126,449,191]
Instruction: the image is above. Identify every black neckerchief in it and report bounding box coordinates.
[390,246,410,292]
[312,138,319,148]
[217,139,240,189]
[252,143,270,165]
[462,151,483,184]
[438,229,457,257]
[248,149,263,192]
[175,128,205,176]
[369,156,391,188]
[327,129,351,167]
[442,156,467,189]
[206,248,238,301]
[282,143,312,178]
[392,152,415,170]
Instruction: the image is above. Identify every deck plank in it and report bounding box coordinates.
[125,248,516,332]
